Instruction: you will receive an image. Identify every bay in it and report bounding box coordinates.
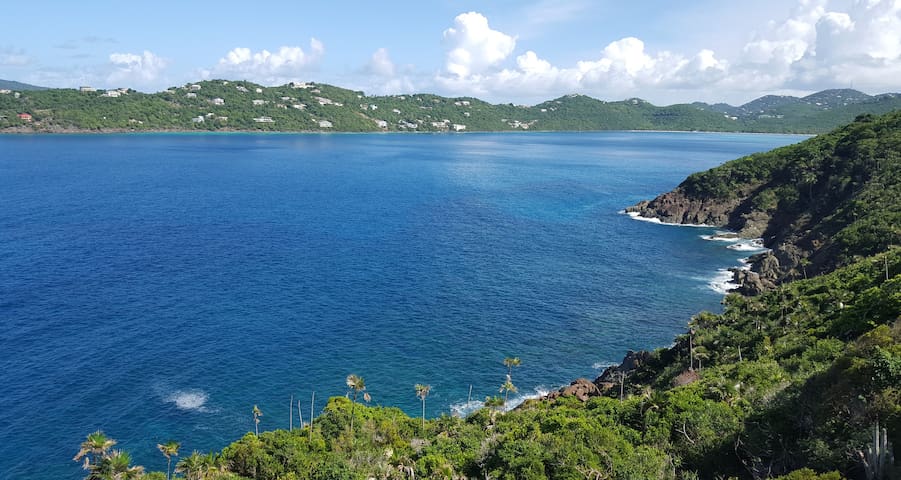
[0,131,804,479]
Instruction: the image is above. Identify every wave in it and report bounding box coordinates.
[726,238,767,251]
[165,389,210,412]
[449,386,552,417]
[622,211,713,227]
[708,268,738,294]
[700,231,740,242]
[592,361,618,371]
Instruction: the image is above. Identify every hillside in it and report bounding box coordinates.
[1,80,900,134]
[0,79,47,91]
[70,112,900,480]
[627,110,901,295]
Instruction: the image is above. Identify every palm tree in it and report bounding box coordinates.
[74,431,117,470]
[346,374,370,435]
[500,374,518,408]
[175,451,207,480]
[201,451,225,479]
[414,384,431,431]
[91,450,144,480]
[503,357,521,379]
[252,404,263,436]
[157,440,180,480]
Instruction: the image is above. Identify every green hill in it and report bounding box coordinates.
[2,80,900,134]
[71,112,900,480]
[0,79,47,91]
[629,111,901,293]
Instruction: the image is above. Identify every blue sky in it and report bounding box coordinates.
[2,0,900,105]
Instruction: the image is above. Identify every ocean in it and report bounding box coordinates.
[0,131,804,478]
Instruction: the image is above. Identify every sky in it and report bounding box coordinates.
[2,0,900,106]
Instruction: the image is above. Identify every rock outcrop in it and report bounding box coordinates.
[625,189,738,228]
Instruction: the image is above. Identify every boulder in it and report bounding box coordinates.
[546,378,601,402]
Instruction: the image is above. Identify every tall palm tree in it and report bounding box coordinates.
[414,384,431,431]
[346,374,370,435]
[157,440,180,480]
[252,404,263,436]
[503,357,521,379]
[74,431,117,470]
[500,375,518,408]
[175,451,207,480]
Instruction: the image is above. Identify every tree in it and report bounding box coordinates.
[500,375,518,408]
[346,374,370,436]
[252,404,263,436]
[74,431,117,471]
[91,450,144,480]
[503,357,522,379]
[157,440,180,480]
[415,384,431,431]
[175,451,207,480]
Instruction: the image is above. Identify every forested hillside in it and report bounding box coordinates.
[2,80,900,134]
[628,111,901,294]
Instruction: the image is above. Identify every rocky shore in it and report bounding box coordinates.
[624,186,816,296]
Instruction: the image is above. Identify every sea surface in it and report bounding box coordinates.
[0,131,804,479]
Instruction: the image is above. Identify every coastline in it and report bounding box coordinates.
[0,125,820,136]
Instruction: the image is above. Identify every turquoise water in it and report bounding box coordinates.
[0,131,804,478]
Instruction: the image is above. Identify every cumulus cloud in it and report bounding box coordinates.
[437,25,728,102]
[107,50,167,86]
[734,0,901,91]
[212,39,324,84]
[429,2,901,104]
[443,12,516,77]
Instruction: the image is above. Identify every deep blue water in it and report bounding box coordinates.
[0,131,804,479]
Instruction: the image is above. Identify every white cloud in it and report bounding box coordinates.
[212,39,324,85]
[107,50,167,86]
[352,47,421,95]
[443,12,516,77]
[367,48,395,77]
[427,2,901,105]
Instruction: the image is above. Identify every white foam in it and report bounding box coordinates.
[450,386,552,416]
[449,399,485,418]
[623,211,712,227]
[700,232,740,242]
[166,389,209,412]
[504,386,551,411]
[708,268,739,294]
[726,238,767,251]
[592,361,617,371]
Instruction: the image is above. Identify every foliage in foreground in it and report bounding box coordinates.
[79,248,899,480]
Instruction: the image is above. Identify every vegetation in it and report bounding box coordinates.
[71,112,900,479]
[2,81,899,134]
[677,110,901,283]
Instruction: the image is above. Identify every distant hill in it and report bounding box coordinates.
[0,79,47,91]
[1,80,899,134]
